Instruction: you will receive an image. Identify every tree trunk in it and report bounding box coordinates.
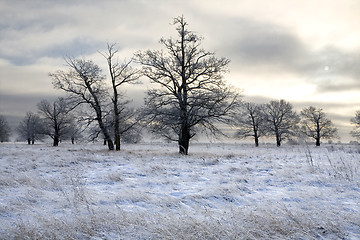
[114,113,121,151]
[53,126,60,146]
[113,80,121,151]
[95,111,114,150]
[254,128,259,147]
[115,134,120,151]
[53,135,59,146]
[316,127,321,146]
[27,138,31,144]
[179,124,190,155]
[255,136,259,147]
[31,139,34,144]
[276,134,281,147]
[107,139,114,150]
[71,137,75,144]
[99,125,114,150]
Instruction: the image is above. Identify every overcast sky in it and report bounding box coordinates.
[1,0,359,141]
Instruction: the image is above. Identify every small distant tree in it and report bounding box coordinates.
[300,106,338,146]
[235,102,266,147]
[65,119,84,144]
[50,58,115,150]
[37,98,73,146]
[101,43,141,150]
[136,16,241,154]
[16,112,44,144]
[0,115,11,142]
[350,110,360,139]
[264,99,299,147]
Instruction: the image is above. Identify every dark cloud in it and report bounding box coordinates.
[0,91,61,117]
[225,19,306,66]
[0,89,61,138]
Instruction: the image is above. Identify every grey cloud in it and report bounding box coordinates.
[0,0,165,66]
[228,20,306,66]
[0,0,76,34]
[215,18,305,67]
[309,47,360,92]
[0,1,93,65]
[0,91,60,117]
[44,37,104,59]
[215,18,360,93]
[1,37,104,66]
[0,91,61,135]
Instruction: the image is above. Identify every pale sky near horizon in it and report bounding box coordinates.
[0,0,359,141]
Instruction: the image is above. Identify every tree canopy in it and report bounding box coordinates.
[136,16,241,154]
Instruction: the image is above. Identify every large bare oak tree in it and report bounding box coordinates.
[300,106,338,146]
[136,16,241,154]
[235,102,266,147]
[37,98,73,146]
[16,112,44,144]
[264,99,299,147]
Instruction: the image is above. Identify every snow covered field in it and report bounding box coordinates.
[0,142,359,239]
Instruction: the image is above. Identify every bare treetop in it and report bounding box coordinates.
[51,58,107,108]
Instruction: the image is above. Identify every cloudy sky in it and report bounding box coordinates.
[1,0,359,141]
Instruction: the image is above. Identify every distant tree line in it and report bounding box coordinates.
[234,100,340,147]
[1,16,360,154]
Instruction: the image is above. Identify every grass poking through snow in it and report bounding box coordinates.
[0,142,359,239]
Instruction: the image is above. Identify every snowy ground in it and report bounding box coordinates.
[0,142,359,239]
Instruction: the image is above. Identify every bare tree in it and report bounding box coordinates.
[16,112,44,144]
[350,110,360,139]
[64,119,84,144]
[50,58,115,150]
[0,115,11,142]
[37,98,73,146]
[101,43,141,150]
[235,102,266,147]
[300,106,338,146]
[136,16,241,154]
[264,99,299,147]
[91,100,142,145]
